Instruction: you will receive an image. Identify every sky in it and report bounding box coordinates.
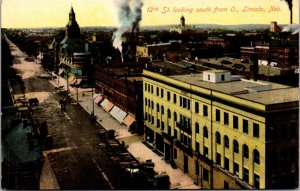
[1,0,299,28]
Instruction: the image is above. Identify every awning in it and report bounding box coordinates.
[70,78,77,85]
[100,99,109,107]
[68,75,75,83]
[109,106,127,123]
[103,102,114,112]
[75,79,83,86]
[93,94,101,100]
[59,69,64,75]
[123,114,136,127]
[94,96,103,104]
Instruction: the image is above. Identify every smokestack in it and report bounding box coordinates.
[284,0,293,24]
[112,0,143,54]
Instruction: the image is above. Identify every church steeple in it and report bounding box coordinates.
[65,6,80,39]
[69,6,75,20]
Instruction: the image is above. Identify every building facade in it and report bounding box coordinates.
[142,69,298,189]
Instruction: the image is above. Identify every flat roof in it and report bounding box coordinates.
[169,73,298,105]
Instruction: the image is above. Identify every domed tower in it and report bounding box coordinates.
[180,15,185,27]
[65,6,80,38]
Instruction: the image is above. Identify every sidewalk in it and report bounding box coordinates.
[48,74,200,189]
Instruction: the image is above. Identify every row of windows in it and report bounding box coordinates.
[145,83,211,115]
[216,109,260,138]
[215,132,260,164]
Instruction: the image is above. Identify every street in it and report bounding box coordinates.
[7,37,141,189]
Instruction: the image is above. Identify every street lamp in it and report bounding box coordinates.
[90,58,95,122]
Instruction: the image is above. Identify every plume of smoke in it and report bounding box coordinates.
[283,0,293,23]
[112,0,143,53]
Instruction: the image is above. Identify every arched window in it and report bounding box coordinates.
[204,126,208,138]
[224,136,229,148]
[243,144,249,159]
[161,105,164,114]
[156,103,160,112]
[167,109,171,118]
[216,132,221,144]
[233,140,239,153]
[173,112,177,122]
[195,122,199,134]
[253,149,260,164]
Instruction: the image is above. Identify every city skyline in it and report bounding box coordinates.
[1,0,299,28]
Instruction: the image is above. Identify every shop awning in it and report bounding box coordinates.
[103,102,114,112]
[123,114,136,127]
[100,99,109,107]
[68,75,75,83]
[70,78,77,85]
[59,69,64,75]
[93,94,101,100]
[75,79,83,86]
[94,96,103,104]
[109,106,127,123]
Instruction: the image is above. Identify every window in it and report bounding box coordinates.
[173,112,177,121]
[233,115,238,129]
[174,129,177,139]
[151,116,154,124]
[216,132,221,144]
[151,101,154,109]
[195,162,199,175]
[216,109,220,122]
[234,162,239,175]
[180,96,182,106]
[195,122,199,134]
[148,84,150,92]
[224,157,229,170]
[243,168,249,183]
[167,109,171,118]
[156,87,159,96]
[196,142,200,152]
[145,83,147,91]
[161,121,165,131]
[243,119,248,133]
[243,144,249,159]
[148,99,150,107]
[161,89,164,98]
[173,94,177,104]
[203,105,208,117]
[161,106,164,114]
[195,102,199,113]
[208,75,210,80]
[224,136,229,148]
[254,174,260,189]
[157,119,160,128]
[254,149,260,164]
[187,99,191,110]
[156,103,160,112]
[216,153,221,165]
[174,148,177,159]
[253,123,259,138]
[168,125,171,135]
[203,168,209,181]
[224,112,229,125]
[204,146,209,157]
[224,181,229,189]
[145,98,147,106]
[145,112,148,120]
[233,140,239,153]
[151,85,153,94]
[204,126,208,138]
[167,91,170,101]
[221,74,225,81]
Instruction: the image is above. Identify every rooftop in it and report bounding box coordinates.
[167,73,298,105]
